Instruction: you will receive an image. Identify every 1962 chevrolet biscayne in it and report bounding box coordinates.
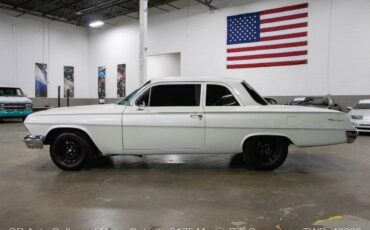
[23,77,358,171]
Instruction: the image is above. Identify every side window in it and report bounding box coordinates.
[206,84,239,106]
[136,84,201,107]
[136,89,150,106]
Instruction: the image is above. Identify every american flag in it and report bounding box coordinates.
[226,3,308,69]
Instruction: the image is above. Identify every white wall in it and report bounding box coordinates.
[147,52,181,80]
[88,0,370,98]
[0,10,89,98]
[88,22,140,99]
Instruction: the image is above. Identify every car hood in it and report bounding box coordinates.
[0,96,32,103]
[30,104,126,116]
[348,109,370,117]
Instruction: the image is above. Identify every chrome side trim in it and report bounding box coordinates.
[23,135,45,149]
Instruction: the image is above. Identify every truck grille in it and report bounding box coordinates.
[4,103,27,110]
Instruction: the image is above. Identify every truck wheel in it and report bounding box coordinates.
[50,132,92,171]
[243,136,288,170]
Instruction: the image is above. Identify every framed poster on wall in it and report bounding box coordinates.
[64,66,74,98]
[98,66,106,99]
[35,63,47,97]
[117,64,126,97]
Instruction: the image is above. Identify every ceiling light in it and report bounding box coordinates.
[89,21,104,27]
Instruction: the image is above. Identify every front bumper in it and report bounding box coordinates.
[23,135,45,149]
[354,123,370,133]
[0,109,33,118]
[346,130,358,143]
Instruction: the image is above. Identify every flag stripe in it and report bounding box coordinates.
[261,27,307,37]
[260,13,308,24]
[260,3,308,15]
[260,32,307,41]
[227,37,307,49]
[227,50,307,61]
[228,55,308,65]
[228,46,307,57]
[260,18,307,29]
[260,22,307,33]
[261,8,307,20]
[227,41,307,53]
[227,60,307,69]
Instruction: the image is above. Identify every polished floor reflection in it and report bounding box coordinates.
[1,121,370,229]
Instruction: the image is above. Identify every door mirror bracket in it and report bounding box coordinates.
[138,102,146,111]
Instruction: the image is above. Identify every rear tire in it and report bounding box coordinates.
[50,132,92,171]
[243,136,288,170]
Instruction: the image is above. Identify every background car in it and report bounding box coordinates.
[347,99,370,133]
[288,96,342,111]
[0,86,33,121]
[264,97,278,105]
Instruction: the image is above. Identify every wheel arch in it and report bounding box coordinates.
[241,133,294,150]
[44,126,101,154]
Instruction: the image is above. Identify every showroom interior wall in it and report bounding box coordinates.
[88,0,370,106]
[0,9,89,106]
[147,53,181,80]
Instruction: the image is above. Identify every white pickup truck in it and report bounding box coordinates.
[23,77,357,171]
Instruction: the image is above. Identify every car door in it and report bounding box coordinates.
[122,82,205,154]
[203,83,243,154]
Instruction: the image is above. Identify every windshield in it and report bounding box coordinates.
[117,80,151,105]
[0,87,24,97]
[354,103,370,110]
[290,97,329,106]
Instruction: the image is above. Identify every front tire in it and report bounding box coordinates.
[243,136,288,170]
[50,132,92,171]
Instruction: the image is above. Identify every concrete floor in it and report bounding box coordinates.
[1,121,370,229]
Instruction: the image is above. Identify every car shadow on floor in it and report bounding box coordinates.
[0,118,24,123]
[82,153,248,170]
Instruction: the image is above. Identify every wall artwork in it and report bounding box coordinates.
[64,66,74,98]
[117,64,126,97]
[98,66,106,98]
[35,63,48,97]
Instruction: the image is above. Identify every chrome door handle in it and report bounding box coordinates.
[190,114,203,119]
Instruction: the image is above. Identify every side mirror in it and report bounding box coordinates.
[138,102,146,111]
[347,106,352,111]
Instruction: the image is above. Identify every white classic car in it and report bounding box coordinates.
[24,77,358,171]
[347,99,370,133]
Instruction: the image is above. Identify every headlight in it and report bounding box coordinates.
[25,103,33,109]
[351,115,363,120]
[0,103,4,109]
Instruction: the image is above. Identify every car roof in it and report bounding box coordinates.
[0,85,20,88]
[359,99,370,104]
[149,77,243,84]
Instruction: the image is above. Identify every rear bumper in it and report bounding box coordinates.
[0,109,32,118]
[23,135,45,149]
[346,130,358,143]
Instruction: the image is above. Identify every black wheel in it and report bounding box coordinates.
[243,136,288,170]
[50,132,92,171]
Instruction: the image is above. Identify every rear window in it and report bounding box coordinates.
[206,84,239,106]
[241,82,267,105]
